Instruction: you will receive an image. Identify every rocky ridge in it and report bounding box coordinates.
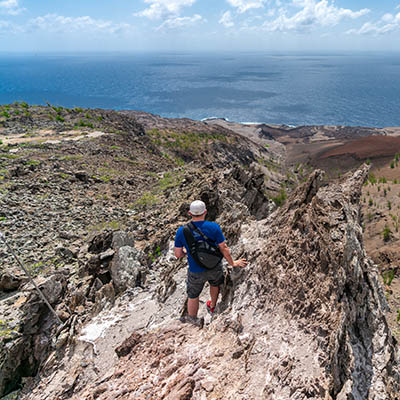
[0,106,283,398]
[0,105,399,399]
[16,165,400,400]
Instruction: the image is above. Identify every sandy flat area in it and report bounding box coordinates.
[0,130,105,145]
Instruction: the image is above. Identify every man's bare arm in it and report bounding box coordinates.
[174,247,186,258]
[218,242,247,267]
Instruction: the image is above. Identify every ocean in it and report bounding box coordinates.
[0,52,399,127]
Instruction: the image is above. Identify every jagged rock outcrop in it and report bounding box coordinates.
[0,273,67,397]
[230,164,400,398]
[52,165,399,400]
[0,230,146,398]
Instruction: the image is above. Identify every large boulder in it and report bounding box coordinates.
[110,246,145,293]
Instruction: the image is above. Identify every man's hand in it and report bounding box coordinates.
[174,247,186,259]
[232,259,248,268]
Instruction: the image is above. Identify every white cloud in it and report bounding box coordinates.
[156,13,204,30]
[263,0,369,32]
[347,12,400,35]
[0,19,15,33]
[28,14,132,34]
[219,10,234,27]
[382,13,394,23]
[135,0,196,20]
[227,0,266,14]
[0,0,25,15]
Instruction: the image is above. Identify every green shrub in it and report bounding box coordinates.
[383,269,395,286]
[368,198,373,206]
[383,225,392,242]
[27,261,45,277]
[388,200,392,210]
[27,160,40,166]
[2,111,10,118]
[368,173,376,185]
[52,105,63,113]
[391,161,395,169]
[0,153,19,159]
[159,172,183,190]
[272,188,287,207]
[379,176,387,184]
[55,115,65,122]
[132,192,159,208]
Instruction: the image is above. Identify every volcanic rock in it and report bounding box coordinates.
[26,164,399,400]
[111,246,145,293]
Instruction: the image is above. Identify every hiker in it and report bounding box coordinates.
[174,200,247,324]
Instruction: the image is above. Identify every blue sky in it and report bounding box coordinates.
[1,0,400,51]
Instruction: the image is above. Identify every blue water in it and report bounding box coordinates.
[0,52,399,127]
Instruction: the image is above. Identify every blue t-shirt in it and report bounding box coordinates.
[175,221,225,273]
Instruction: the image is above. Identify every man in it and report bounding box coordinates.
[174,200,247,325]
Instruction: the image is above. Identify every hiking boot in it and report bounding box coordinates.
[179,315,204,328]
[206,300,215,315]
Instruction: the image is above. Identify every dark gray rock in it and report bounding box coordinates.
[112,231,135,250]
[111,246,145,293]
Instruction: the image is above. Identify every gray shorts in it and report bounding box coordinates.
[187,265,224,299]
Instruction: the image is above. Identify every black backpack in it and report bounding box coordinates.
[183,222,223,270]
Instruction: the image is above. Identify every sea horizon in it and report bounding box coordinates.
[1,51,400,128]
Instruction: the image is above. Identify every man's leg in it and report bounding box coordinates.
[209,285,219,308]
[208,264,224,310]
[187,297,200,317]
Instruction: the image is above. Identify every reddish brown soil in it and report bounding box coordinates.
[320,136,400,160]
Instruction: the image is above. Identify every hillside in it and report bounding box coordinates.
[0,103,399,399]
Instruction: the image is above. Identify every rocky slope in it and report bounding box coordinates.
[14,165,400,400]
[1,104,399,399]
[0,105,284,398]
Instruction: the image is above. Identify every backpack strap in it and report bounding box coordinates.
[183,224,203,266]
[183,224,196,249]
[188,222,216,246]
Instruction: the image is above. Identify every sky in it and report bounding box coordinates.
[1,0,400,52]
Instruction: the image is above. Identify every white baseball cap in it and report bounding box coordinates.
[189,200,206,216]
